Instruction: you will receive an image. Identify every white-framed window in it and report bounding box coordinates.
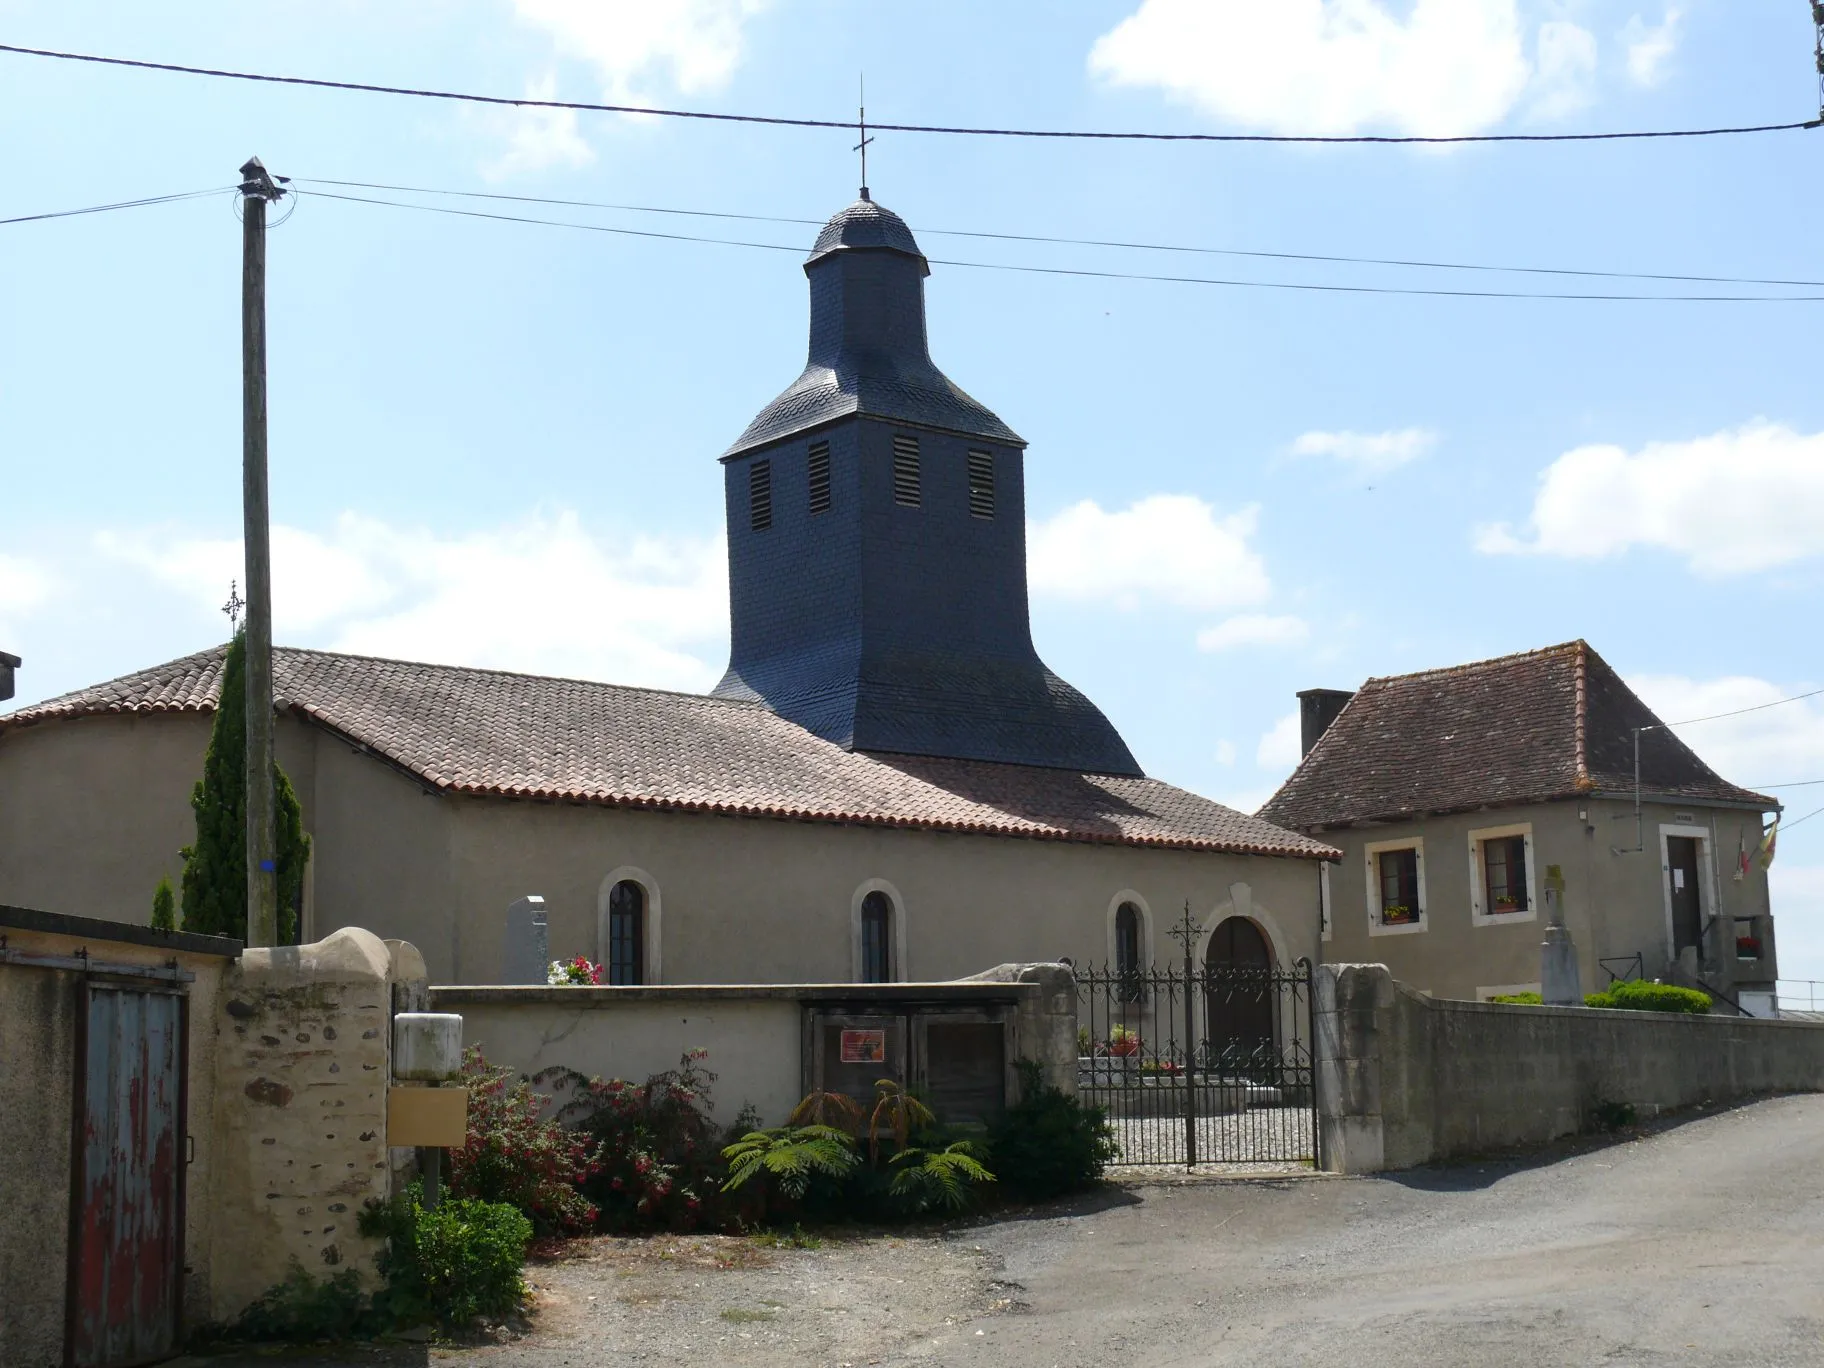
[1468,822,1539,927]
[596,867,661,984]
[1364,836,1427,936]
[1320,861,1333,943]
[851,879,908,983]
[1105,890,1152,974]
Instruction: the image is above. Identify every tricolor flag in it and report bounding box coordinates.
[1757,821,1779,872]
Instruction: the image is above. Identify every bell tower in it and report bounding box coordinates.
[713,195,1139,776]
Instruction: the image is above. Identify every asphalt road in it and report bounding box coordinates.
[956,1093,1824,1367]
[185,1093,1824,1367]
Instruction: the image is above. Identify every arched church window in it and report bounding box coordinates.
[1115,902,1141,977]
[608,880,645,985]
[860,890,894,983]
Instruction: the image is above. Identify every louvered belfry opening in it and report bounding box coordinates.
[808,440,832,514]
[712,194,1142,776]
[967,449,995,519]
[749,458,773,531]
[892,434,921,507]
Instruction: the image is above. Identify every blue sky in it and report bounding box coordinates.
[3,1,1822,974]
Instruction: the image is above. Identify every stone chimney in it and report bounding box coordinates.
[1296,688,1354,757]
[0,651,18,703]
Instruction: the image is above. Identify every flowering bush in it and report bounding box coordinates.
[547,956,603,985]
[445,1047,601,1234]
[537,1050,726,1233]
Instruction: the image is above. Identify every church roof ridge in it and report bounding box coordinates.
[2,644,1336,861]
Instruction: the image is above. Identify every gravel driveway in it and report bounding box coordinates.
[184,1093,1824,1367]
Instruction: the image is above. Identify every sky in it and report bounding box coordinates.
[2,0,1821,976]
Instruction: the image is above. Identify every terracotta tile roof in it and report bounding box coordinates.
[3,645,1335,860]
[1258,641,1777,831]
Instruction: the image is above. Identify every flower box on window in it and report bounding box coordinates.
[1736,936,1763,959]
[1381,904,1418,926]
[1491,896,1523,913]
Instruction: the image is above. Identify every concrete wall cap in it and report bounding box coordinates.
[384,939,429,985]
[236,925,391,984]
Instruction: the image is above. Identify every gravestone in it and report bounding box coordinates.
[500,895,549,985]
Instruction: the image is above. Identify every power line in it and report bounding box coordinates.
[1781,801,1824,832]
[1754,779,1824,789]
[3,43,1819,146]
[297,177,1824,291]
[1659,686,1824,728]
[0,187,227,227]
[299,188,1824,302]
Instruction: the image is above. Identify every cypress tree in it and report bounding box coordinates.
[179,633,311,943]
[150,876,176,932]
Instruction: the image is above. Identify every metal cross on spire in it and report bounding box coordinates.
[854,75,874,200]
[221,579,245,634]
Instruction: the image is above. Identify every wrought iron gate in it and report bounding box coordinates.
[1075,947,1318,1168]
[68,980,187,1368]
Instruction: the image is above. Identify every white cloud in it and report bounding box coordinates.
[1529,19,1599,121]
[1622,8,1680,87]
[97,510,728,694]
[1027,495,1271,612]
[1476,422,1824,576]
[1290,427,1436,473]
[1088,0,1597,138]
[475,74,598,181]
[511,0,767,101]
[1627,674,1824,793]
[1197,614,1310,653]
[1214,739,1238,767]
[1770,864,1824,984]
[0,553,52,620]
[1257,708,1303,769]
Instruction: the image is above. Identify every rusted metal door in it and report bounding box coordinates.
[67,981,187,1368]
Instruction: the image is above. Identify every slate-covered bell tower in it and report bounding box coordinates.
[713,194,1139,776]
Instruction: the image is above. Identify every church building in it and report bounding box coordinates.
[0,194,1335,985]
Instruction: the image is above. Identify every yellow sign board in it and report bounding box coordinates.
[387,1086,469,1148]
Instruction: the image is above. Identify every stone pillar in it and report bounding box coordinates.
[500,895,549,985]
[1540,866,1583,1007]
[1314,963,1436,1173]
[963,962,1080,1099]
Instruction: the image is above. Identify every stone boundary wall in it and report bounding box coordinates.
[1317,963,1824,1173]
[433,964,1078,1127]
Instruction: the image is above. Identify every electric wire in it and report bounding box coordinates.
[296,177,1824,291]
[1780,801,1824,833]
[0,187,227,227]
[1658,686,1824,728]
[298,188,1824,302]
[1753,779,1824,789]
[3,43,1817,145]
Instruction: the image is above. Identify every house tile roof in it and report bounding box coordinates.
[1258,641,1777,831]
[3,645,1335,860]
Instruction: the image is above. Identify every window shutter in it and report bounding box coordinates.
[749,459,772,531]
[892,434,921,507]
[808,441,831,514]
[967,449,995,519]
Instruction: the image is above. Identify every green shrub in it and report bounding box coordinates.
[1488,992,1543,1005]
[987,1061,1118,1202]
[887,1140,995,1215]
[538,1050,726,1233]
[1596,980,1711,1014]
[448,1047,599,1234]
[359,1186,532,1329]
[215,1263,375,1343]
[722,1125,860,1216]
[150,877,177,933]
[1589,1098,1638,1131]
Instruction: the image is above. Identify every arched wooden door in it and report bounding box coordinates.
[1204,916,1275,1075]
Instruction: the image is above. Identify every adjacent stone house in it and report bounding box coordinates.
[1259,642,1781,1014]
[0,194,1335,985]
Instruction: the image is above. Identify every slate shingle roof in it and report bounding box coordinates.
[1258,641,1777,831]
[2,645,1334,859]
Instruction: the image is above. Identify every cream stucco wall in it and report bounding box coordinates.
[0,713,1327,986]
[1318,797,1777,1003]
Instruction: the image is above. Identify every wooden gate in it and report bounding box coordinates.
[67,981,187,1368]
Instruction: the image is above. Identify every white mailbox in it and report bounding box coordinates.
[393,1012,464,1082]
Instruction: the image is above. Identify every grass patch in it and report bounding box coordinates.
[750,1225,823,1250]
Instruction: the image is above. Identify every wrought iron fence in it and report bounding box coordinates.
[1075,957,1319,1168]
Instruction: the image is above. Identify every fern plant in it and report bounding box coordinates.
[721,1125,859,1202]
[787,1089,864,1135]
[867,1079,935,1163]
[887,1141,995,1215]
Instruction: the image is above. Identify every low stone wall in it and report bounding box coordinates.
[434,965,1078,1128]
[1318,963,1824,1173]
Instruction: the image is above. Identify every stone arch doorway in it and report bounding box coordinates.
[1203,916,1275,1075]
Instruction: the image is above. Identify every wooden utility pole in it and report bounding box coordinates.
[240,156,285,948]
